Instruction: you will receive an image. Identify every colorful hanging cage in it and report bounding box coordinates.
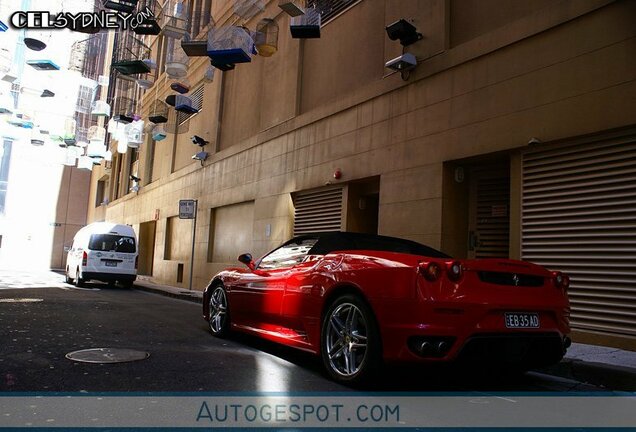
[254,18,279,57]
[102,0,138,14]
[207,26,254,69]
[133,0,162,35]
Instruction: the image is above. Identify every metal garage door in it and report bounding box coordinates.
[293,187,344,235]
[522,133,636,337]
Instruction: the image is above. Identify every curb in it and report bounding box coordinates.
[133,282,202,304]
[540,359,636,392]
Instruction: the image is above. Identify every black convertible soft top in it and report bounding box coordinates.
[298,232,450,258]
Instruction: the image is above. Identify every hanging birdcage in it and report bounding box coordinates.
[102,0,138,13]
[174,94,198,114]
[112,32,152,75]
[180,9,214,57]
[24,29,51,51]
[0,48,12,79]
[92,100,111,117]
[170,78,190,94]
[149,99,169,124]
[111,77,137,123]
[207,26,253,69]
[151,124,166,141]
[133,0,161,35]
[31,128,45,146]
[64,118,77,145]
[0,91,13,115]
[125,120,144,148]
[203,65,215,83]
[87,140,106,160]
[165,40,189,79]
[279,0,305,16]
[88,125,106,144]
[78,155,94,171]
[75,78,98,114]
[234,0,265,20]
[254,18,279,57]
[158,0,189,39]
[290,6,321,38]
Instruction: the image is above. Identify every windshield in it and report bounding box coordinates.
[88,234,136,253]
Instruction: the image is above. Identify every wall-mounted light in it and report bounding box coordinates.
[192,150,209,166]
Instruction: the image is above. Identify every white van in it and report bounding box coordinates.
[66,222,138,288]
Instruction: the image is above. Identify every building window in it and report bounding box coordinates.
[308,0,361,24]
[95,177,109,207]
[207,201,254,263]
[127,148,140,193]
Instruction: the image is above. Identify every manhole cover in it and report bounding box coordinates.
[66,348,150,364]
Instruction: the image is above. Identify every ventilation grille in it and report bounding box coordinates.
[177,84,204,125]
[293,187,343,235]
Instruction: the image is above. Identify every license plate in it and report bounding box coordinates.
[104,261,117,267]
[504,312,540,328]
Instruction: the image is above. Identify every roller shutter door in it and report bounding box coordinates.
[521,134,636,337]
[293,187,343,235]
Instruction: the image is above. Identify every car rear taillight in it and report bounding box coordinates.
[135,255,138,270]
[553,271,570,291]
[446,261,463,282]
[82,251,87,267]
[419,262,441,282]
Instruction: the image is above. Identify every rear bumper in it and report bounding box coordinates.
[82,272,136,283]
[375,299,569,367]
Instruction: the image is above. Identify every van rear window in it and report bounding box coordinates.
[88,234,136,253]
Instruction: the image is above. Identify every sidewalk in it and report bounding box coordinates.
[132,278,636,392]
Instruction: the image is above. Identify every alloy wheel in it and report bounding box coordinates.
[325,302,368,377]
[208,286,228,334]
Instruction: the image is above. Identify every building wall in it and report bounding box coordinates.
[90,0,636,344]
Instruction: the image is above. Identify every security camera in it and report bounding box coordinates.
[191,135,209,147]
[129,174,141,182]
[385,19,422,46]
[385,53,417,72]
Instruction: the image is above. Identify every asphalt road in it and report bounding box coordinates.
[0,270,607,393]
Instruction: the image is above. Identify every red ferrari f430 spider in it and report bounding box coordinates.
[203,232,571,384]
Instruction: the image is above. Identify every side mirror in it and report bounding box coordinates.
[238,253,255,271]
[64,246,71,252]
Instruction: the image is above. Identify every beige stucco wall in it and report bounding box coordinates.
[89,0,635,295]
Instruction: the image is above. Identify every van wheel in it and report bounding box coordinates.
[65,267,73,284]
[75,268,85,287]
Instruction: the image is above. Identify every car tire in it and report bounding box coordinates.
[207,284,230,338]
[75,267,85,288]
[320,294,381,385]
